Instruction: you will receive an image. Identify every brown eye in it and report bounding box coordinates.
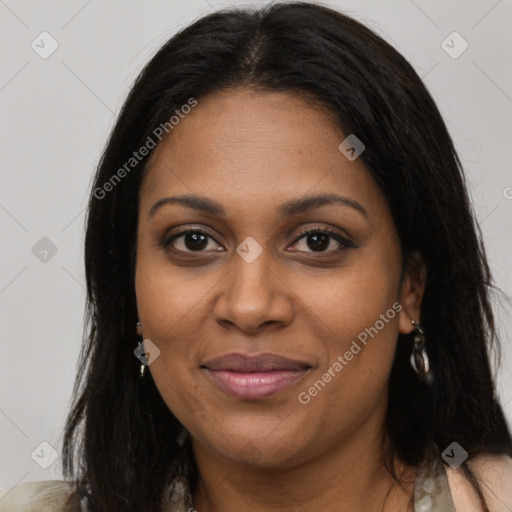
[290,227,355,255]
[161,230,222,253]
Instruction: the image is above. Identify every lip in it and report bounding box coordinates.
[202,352,311,372]
[201,353,312,400]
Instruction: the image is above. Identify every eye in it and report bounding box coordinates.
[160,228,222,253]
[289,226,355,255]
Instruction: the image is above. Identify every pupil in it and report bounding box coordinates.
[307,233,329,252]
[185,232,208,251]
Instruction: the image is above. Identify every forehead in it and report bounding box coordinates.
[140,88,384,218]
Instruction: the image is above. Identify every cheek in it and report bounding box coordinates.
[135,260,206,427]
[134,237,216,344]
[295,279,401,442]
[134,246,200,382]
[296,246,401,345]
[135,271,206,384]
[294,244,402,405]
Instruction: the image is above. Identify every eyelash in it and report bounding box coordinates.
[159,225,355,257]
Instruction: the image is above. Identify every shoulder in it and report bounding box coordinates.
[445,453,512,512]
[0,479,78,512]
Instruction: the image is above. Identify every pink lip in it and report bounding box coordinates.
[201,352,311,400]
[205,369,310,399]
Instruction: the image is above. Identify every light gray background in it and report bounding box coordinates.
[1,0,511,490]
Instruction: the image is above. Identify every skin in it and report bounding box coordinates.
[135,87,427,511]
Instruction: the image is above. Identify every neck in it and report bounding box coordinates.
[190,417,416,512]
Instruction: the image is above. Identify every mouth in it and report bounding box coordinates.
[200,352,312,400]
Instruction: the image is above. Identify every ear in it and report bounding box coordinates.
[398,250,427,335]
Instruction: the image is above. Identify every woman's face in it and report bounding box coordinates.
[135,88,424,469]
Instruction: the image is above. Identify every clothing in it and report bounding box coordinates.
[0,452,459,512]
[413,454,457,511]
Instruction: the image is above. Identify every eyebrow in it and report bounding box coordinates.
[147,193,367,220]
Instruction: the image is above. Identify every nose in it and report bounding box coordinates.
[213,249,294,334]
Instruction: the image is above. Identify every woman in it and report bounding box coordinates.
[1,2,511,511]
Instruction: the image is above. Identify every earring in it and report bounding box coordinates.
[410,319,433,385]
[136,321,145,378]
[176,427,189,446]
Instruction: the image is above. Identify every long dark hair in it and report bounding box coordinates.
[62,2,512,510]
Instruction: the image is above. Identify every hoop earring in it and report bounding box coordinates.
[136,321,145,378]
[410,319,433,385]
